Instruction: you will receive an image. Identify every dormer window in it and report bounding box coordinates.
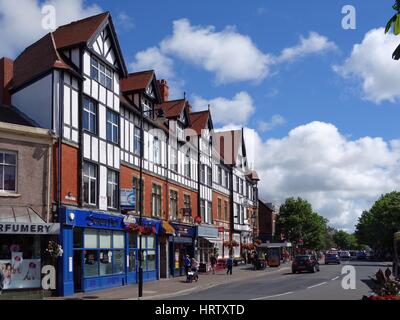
[91,57,113,90]
[146,85,154,98]
[142,97,152,118]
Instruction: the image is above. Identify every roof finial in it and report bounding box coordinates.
[208,104,211,111]
[184,92,186,100]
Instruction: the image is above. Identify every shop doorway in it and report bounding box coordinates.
[73,251,83,293]
[159,242,167,278]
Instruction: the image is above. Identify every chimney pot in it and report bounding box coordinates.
[158,79,169,103]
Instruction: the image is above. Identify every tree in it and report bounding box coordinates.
[333,230,359,250]
[276,197,329,250]
[386,0,400,59]
[355,192,400,257]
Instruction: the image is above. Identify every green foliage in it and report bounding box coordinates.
[386,1,400,34]
[355,192,400,256]
[276,197,330,250]
[332,230,359,250]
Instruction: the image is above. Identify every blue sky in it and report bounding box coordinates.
[1,0,399,230]
[99,0,398,141]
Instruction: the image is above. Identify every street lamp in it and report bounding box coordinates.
[138,104,165,299]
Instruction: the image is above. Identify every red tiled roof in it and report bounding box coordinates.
[248,170,260,181]
[120,70,154,93]
[13,33,74,89]
[53,12,109,50]
[189,111,210,135]
[157,99,186,119]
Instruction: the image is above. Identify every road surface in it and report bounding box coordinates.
[167,260,391,300]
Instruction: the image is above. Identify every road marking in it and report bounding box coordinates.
[307,282,327,289]
[252,292,294,300]
[331,276,339,281]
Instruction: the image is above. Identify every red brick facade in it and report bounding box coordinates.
[120,164,198,221]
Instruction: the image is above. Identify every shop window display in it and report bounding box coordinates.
[0,235,41,290]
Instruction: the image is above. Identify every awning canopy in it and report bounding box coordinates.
[0,206,46,223]
[198,237,221,245]
[162,221,176,235]
[0,206,60,235]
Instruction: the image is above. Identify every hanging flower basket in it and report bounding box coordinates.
[223,240,239,248]
[125,223,156,235]
[46,241,63,258]
[255,240,262,246]
[194,216,202,224]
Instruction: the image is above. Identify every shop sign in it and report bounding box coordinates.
[121,189,136,209]
[198,225,219,238]
[86,214,120,229]
[172,224,195,238]
[123,215,137,226]
[0,223,60,235]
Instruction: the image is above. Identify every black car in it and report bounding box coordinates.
[292,255,320,273]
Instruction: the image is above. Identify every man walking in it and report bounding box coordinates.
[210,255,217,274]
[226,256,234,275]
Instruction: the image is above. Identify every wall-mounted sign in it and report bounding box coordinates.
[0,223,60,235]
[198,225,219,238]
[121,189,136,209]
[181,208,192,217]
[86,214,120,229]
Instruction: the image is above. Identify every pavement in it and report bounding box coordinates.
[47,263,291,300]
[169,260,392,300]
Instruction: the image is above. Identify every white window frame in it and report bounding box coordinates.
[0,151,17,193]
[107,169,119,209]
[83,162,97,206]
[91,57,113,90]
[153,137,161,165]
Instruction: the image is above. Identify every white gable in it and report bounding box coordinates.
[90,27,117,66]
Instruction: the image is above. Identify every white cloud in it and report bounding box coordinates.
[334,28,400,103]
[192,92,255,126]
[160,19,273,84]
[228,121,400,231]
[130,19,336,85]
[115,12,135,31]
[0,0,101,58]
[258,115,286,132]
[130,47,175,80]
[276,31,338,64]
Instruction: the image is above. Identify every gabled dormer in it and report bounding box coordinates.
[120,70,163,118]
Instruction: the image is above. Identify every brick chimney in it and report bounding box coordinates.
[0,57,13,106]
[157,79,169,102]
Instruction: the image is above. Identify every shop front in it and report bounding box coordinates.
[197,225,220,272]
[124,215,161,284]
[169,223,196,277]
[58,207,161,296]
[0,208,60,297]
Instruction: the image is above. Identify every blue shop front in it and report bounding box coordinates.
[169,223,197,277]
[58,207,161,296]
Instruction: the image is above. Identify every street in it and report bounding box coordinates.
[167,261,391,300]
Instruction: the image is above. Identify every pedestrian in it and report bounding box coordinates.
[183,255,191,275]
[226,256,234,275]
[210,255,217,274]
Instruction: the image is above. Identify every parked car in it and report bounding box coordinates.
[357,251,368,260]
[325,253,341,265]
[292,255,320,273]
[349,250,357,260]
[339,251,351,261]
